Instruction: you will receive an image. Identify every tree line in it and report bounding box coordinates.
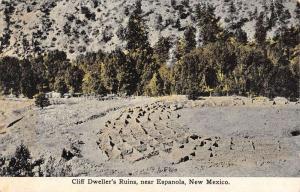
[0,0,299,99]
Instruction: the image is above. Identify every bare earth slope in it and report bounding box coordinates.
[0,96,299,176]
[0,0,298,59]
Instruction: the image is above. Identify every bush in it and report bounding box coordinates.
[0,144,44,176]
[0,144,72,177]
[35,93,50,109]
[187,89,199,100]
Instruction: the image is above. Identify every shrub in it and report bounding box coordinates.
[35,93,50,109]
[187,89,199,100]
[0,144,72,177]
[0,144,44,176]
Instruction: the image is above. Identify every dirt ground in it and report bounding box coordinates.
[0,98,33,134]
[0,96,299,176]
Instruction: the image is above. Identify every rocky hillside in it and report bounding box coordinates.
[0,0,298,59]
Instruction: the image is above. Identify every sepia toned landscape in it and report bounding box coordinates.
[0,96,299,176]
[0,0,299,177]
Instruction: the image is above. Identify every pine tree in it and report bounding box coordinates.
[66,66,84,93]
[235,27,248,44]
[123,0,156,95]
[274,0,284,18]
[268,62,298,98]
[184,25,196,53]
[274,8,292,51]
[224,1,248,43]
[174,19,182,30]
[35,93,50,109]
[155,14,163,31]
[158,65,173,95]
[101,57,118,94]
[274,0,291,28]
[226,0,238,30]
[20,59,38,98]
[125,0,150,51]
[0,56,21,95]
[86,73,107,95]
[195,3,222,46]
[42,50,70,91]
[147,72,164,96]
[54,77,68,96]
[268,1,277,29]
[154,36,172,64]
[254,12,267,46]
[174,49,202,95]
[295,2,300,23]
[113,50,138,95]
[243,51,273,96]
[1,144,44,176]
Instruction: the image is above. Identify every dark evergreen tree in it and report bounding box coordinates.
[125,0,150,51]
[20,59,38,98]
[173,49,204,95]
[0,144,44,176]
[268,1,278,29]
[42,50,71,91]
[112,49,138,95]
[66,65,84,93]
[268,62,298,98]
[184,26,196,53]
[54,77,68,96]
[273,0,291,30]
[35,93,50,109]
[295,2,300,23]
[174,18,182,30]
[153,36,172,64]
[155,14,163,31]
[223,1,248,43]
[274,0,284,19]
[195,3,222,45]
[33,60,50,93]
[124,0,155,95]
[274,26,300,51]
[226,0,238,30]
[254,12,267,46]
[90,75,107,95]
[243,51,273,96]
[102,56,118,94]
[0,56,21,95]
[235,27,248,44]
